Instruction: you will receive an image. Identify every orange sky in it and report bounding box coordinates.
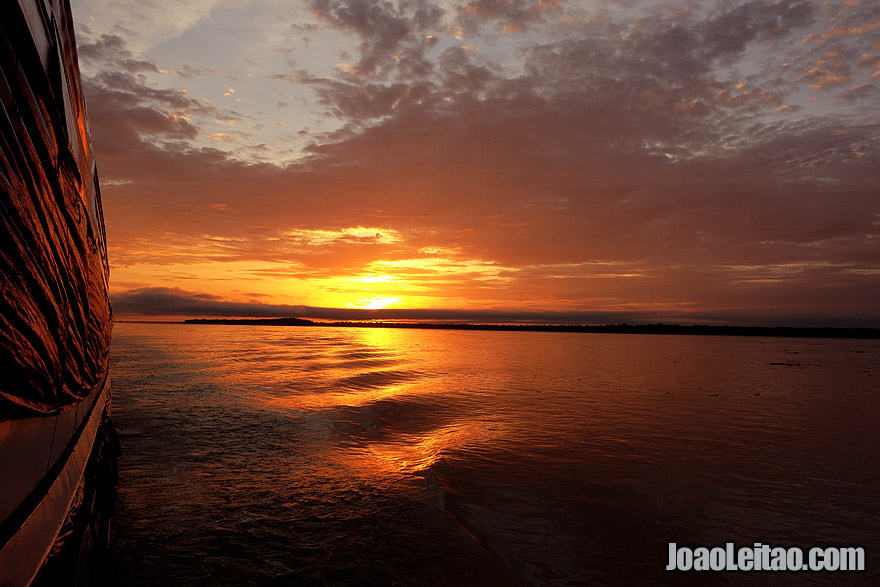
[71,0,880,325]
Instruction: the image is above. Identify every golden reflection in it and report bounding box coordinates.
[350,325,410,353]
[344,421,501,477]
[252,326,502,478]
[265,382,415,411]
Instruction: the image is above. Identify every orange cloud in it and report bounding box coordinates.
[822,20,880,39]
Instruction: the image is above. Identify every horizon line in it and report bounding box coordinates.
[112,317,880,338]
[109,287,880,329]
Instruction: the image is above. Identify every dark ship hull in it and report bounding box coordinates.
[0,1,116,585]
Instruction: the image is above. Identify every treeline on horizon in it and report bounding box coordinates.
[181,317,880,339]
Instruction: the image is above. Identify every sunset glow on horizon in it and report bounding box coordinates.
[70,0,879,326]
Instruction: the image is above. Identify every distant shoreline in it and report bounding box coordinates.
[176,318,880,339]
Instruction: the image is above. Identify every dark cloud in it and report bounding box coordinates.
[77,36,213,158]
[698,0,815,60]
[840,82,877,101]
[309,0,444,77]
[122,106,198,139]
[305,79,431,122]
[78,33,159,73]
[114,286,603,320]
[82,82,206,163]
[89,70,204,111]
[309,2,818,157]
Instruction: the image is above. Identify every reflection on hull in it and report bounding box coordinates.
[0,1,115,585]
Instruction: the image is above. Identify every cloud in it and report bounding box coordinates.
[457,0,564,34]
[74,0,223,55]
[840,82,877,101]
[803,67,852,89]
[308,0,444,77]
[112,286,612,320]
[305,79,430,122]
[306,2,820,159]
[72,0,880,325]
[698,0,816,60]
[77,36,214,156]
[78,34,159,73]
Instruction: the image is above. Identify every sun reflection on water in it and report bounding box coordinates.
[356,422,500,476]
[108,323,880,587]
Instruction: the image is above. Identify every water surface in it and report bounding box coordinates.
[109,323,880,585]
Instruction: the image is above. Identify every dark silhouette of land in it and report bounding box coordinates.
[182,318,880,339]
[184,317,315,326]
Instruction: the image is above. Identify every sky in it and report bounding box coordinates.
[68,0,880,325]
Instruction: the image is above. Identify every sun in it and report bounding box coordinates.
[346,296,402,310]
